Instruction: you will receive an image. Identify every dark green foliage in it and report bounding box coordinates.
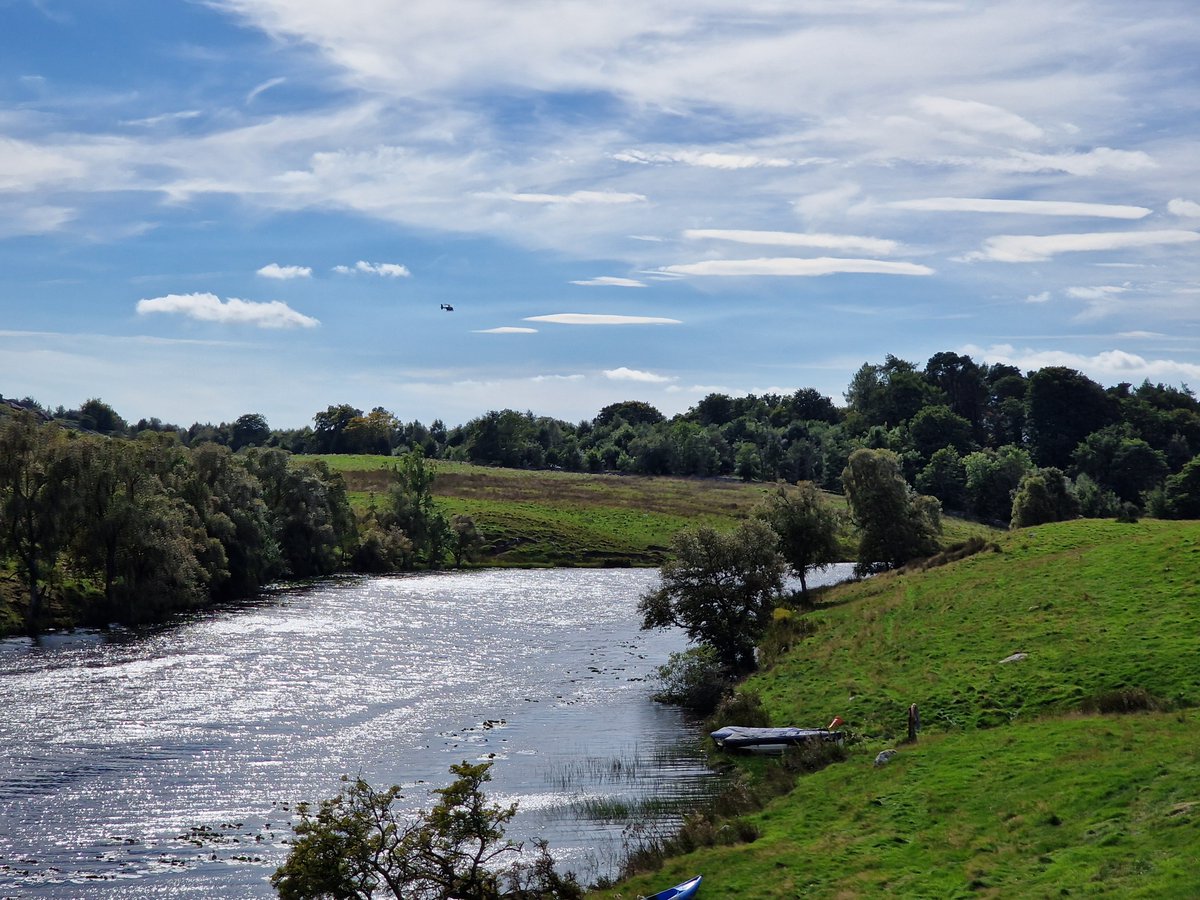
[754,482,841,600]
[906,405,974,460]
[1073,473,1121,518]
[0,414,75,630]
[707,689,771,731]
[842,448,941,574]
[450,514,482,567]
[652,645,731,714]
[963,445,1033,523]
[1010,467,1079,528]
[1071,424,1167,503]
[230,412,271,450]
[272,762,581,900]
[386,450,451,568]
[916,446,967,510]
[1163,455,1200,518]
[639,521,786,673]
[1026,367,1116,468]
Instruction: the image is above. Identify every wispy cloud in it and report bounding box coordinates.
[614,149,814,170]
[257,262,312,279]
[603,366,673,383]
[474,326,538,334]
[481,190,646,205]
[968,230,1200,262]
[333,260,411,277]
[569,276,646,287]
[684,229,898,255]
[912,95,1044,141]
[524,314,681,326]
[986,148,1156,176]
[659,257,934,277]
[1025,291,1051,304]
[888,198,1151,219]
[246,76,286,104]
[136,292,319,329]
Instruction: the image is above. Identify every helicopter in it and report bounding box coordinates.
[439,303,454,312]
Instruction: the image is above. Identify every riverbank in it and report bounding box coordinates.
[592,518,1200,897]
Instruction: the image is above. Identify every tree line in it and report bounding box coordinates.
[13,349,1199,524]
[0,412,476,635]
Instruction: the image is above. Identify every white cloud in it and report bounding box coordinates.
[684,229,898,255]
[1065,285,1128,301]
[912,95,1044,141]
[257,262,313,279]
[1118,330,1166,339]
[246,76,286,104]
[524,313,681,326]
[0,137,86,191]
[888,197,1151,219]
[991,148,1156,176]
[1168,198,1200,218]
[1025,291,1051,304]
[659,257,934,277]
[966,343,1200,383]
[969,230,1200,262]
[614,149,811,169]
[474,326,538,334]
[481,190,647,205]
[531,373,585,382]
[569,276,647,287]
[0,203,75,237]
[603,366,673,383]
[333,260,411,277]
[136,292,319,329]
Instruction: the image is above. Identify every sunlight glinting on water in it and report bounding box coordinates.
[3,567,780,897]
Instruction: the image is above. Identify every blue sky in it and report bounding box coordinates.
[2,0,1199,429]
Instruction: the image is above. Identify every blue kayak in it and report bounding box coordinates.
[644,874,702,900]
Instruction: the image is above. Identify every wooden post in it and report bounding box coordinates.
[907,703,920,743]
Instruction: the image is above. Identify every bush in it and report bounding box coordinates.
[651,646,730,714]
[706,689,771,731]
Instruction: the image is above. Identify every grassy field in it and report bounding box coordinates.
[591,518,1200,898]
[303,455,998,566]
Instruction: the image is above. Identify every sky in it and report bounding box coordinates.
[1,0,1198,430]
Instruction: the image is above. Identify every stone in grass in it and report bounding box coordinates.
[999,652,1028,664]
[874,749,898,767]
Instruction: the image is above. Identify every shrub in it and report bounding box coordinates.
[651,646,730,715]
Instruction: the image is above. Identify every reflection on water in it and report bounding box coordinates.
[0,564,857,897]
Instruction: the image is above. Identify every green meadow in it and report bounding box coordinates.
[593,519,1200,898]
[303,454,997,566]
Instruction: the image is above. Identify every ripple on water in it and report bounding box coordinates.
[0,568,734,897]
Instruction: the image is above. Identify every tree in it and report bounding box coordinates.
[963,445,1033,523]
[639,521,786,673]
[1071,425,1167,504]
[1010,467,1079,528]
[1164,455,1200,518]
[842,448,941,574]
[754,482,841,601]
[450,515,483,568]
[916,446,967,510]
[230,413,271,451]
[0,414,75,631]
[906,405,973,461]
[272,761,580,900]
[312,404,364,454]
[387,450,451,568]
[1026,367,1116,468]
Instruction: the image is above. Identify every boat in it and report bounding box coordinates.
[710,725,845,755]
[643,874,702,900]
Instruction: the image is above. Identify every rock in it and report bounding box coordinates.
[999,652,1028,664]
[874,749,898,767]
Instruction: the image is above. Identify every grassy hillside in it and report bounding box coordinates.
[592,519,1200,898]
[304,455,997,566]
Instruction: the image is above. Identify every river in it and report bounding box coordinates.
[0,565,855,898]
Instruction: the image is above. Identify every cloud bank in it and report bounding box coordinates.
[136,293,319,329]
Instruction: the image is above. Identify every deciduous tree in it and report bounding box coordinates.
[639,521,785,673]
